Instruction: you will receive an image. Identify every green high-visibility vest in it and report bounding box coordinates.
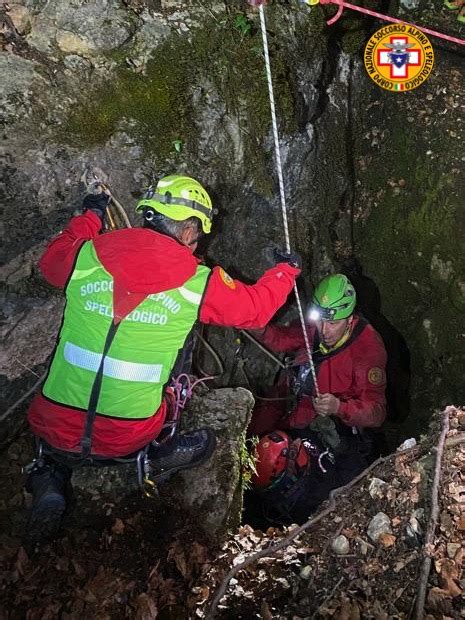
[43,240,210,419]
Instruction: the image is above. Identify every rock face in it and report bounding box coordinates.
[1,1,464,447]
[169,387,255,538]
[71,387,254,541]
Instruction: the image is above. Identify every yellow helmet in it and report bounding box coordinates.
[135,174,214,234]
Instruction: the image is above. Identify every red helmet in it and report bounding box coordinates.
[252,431,310,489]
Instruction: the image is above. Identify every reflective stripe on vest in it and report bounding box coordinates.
[43,240,210,419]
[63,342,163,383]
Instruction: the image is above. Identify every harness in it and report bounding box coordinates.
[291,316,369,404]
[25,388,179,496]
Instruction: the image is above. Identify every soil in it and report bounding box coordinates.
[0,408,463,619]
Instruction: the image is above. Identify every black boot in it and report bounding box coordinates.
[25,460,72,544]
[150,428,216,479]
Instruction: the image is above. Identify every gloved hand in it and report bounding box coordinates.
[273,248,302,270]
[313,393,341,416]
[82,190,111,222]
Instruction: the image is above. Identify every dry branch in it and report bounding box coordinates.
[0,371,47,422]
[206,447,418,619]
[311,576,344,619]
[414,406,452,620]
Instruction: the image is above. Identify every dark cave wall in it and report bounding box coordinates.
[1,0,464,445]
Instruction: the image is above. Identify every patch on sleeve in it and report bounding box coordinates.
[219,268,236,290]
[368,367,386,385]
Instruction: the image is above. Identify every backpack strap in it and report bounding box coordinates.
[285,438,312,479]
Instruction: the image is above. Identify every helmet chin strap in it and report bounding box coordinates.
[187,236,201,247]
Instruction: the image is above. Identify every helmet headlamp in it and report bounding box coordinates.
[311,274,356,321]
[308,304,337,322]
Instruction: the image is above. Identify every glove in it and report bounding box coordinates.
[273,248,302,270]
[82,191,110,221]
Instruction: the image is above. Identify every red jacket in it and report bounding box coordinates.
[28,211,300,457]
[248,316,387,436]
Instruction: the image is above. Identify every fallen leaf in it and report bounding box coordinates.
[378,533,396,548]
[439,560,462,597]
[190,541,208,567]
[336,595,361,620]
[134,592,158,620]
[427,587,454,614]
[177,554,189,579]
[260,599,273,620]
[190,584,210,606]
[112,518,125,535]
[15,547,29,576]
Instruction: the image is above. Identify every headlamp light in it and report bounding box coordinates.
[308,309,321,322]
[308,305,337,321]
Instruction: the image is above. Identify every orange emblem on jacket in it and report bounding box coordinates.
[219,268,236,290]
[368,367,386,385]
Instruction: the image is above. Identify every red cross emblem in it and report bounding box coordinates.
[377,36,421,79]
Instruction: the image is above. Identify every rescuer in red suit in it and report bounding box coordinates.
[247,274,388,525]
[25,174,301,543]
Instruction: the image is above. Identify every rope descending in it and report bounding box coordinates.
[258,5,320,398]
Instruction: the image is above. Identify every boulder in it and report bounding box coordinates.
[71,387,255,541]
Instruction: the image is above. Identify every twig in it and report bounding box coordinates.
[311,576,344,619]
[389,581,411,616]
[206,450,419,619]
[413,406,452,620]
[445,433,465,448]
[0,371,47,422]
[12,358,40,378]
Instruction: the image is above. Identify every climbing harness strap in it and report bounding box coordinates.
[80,320,120,458]
[258,5,320,398]
[292,316,368,401]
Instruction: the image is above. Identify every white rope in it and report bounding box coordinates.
[258,5,320,397]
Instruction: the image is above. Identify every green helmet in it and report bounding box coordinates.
[135,174,214,234]
[310,274,356,321]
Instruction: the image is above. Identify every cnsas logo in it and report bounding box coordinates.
[364,24,434,92]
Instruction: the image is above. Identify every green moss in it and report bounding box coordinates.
[356,125,465,415]
[340,26,368,54]
[62,9,302,185]
[64,36,195,159]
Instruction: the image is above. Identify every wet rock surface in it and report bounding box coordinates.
[1,1,464,446]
